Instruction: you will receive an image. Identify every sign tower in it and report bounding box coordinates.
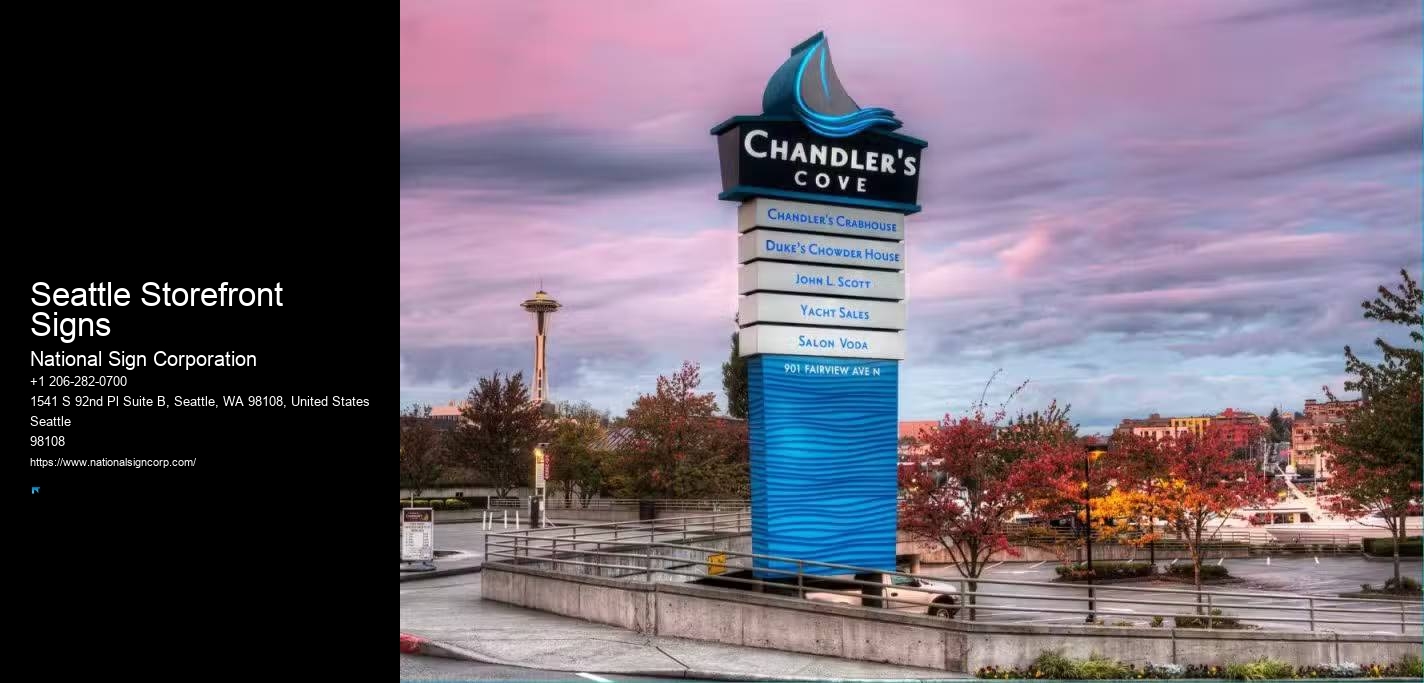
[713,32,926,577]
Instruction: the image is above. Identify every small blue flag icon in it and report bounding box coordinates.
[31,487,39,494]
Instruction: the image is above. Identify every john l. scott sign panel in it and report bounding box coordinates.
[714,31,925,577]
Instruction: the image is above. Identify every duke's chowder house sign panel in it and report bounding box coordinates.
[712,32,925,578]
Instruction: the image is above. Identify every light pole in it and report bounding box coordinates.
[1083,444,1105,623]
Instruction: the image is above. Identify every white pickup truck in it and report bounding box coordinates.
[805,573,959,618]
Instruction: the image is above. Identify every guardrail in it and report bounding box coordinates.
[1001,524,1373,552]
[485,514,1422,635]
[540,498,750,512]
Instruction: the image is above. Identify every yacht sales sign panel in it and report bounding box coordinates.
[739,293,906,330]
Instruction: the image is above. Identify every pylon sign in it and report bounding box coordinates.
[712,32,925,578]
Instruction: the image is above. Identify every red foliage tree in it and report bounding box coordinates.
[899,399,1073,617]
[1152,426,1272,608]
[606,362,749,499]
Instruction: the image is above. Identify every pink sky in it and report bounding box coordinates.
[400,0,1421,431]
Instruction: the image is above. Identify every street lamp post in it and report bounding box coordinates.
[1083,445,1103,623]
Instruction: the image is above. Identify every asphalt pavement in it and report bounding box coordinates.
[400,654,678,681]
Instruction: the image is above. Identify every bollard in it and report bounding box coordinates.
[1206,593,1214,630]
[1308,597,1315,632]
[516,511,520,528]
[503,510,509,529]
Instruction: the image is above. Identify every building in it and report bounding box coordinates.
[1115,413,1174,440]
[1210,408,1265,449]
[897,420,938,459]
[1290,398,1362,477]
[1170,415,1212,439]
[428,400,468,430]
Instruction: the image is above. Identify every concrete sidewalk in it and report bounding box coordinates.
[400,573,969,681]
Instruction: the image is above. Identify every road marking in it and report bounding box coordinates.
[987,561,1004,570]
[1170,558,1178,565]
[1266,557,1271,565]
[1030,560,1047,569]
[1217,557,1224,566]
[1314,556,1319,564]
[1102,607,1135,612]
[577,673,613,683]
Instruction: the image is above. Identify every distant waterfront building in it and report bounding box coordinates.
[1290,398,1362,477]
[1116,413,1174,440]
[897,420,938,459]
[1210,408,1264,448]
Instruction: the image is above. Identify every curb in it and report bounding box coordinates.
[398,564,482,582]
[402,633,970,681]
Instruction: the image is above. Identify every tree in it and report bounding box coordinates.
[607,361,749,499]
[1108,431,1173,565]
[1267,408,1289,443]
[1016,431,1123,574]
[549,401,609,507]
[898,391,1066,619]
[1152,427,1271,608]
[721,327,748,419]
[1321,270,1423,589]
[455,371,545,499]
[399,404,445,497]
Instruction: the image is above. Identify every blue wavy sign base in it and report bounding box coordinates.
[748,354,898,579]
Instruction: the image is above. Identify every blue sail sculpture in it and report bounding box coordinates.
[762,32,902,138]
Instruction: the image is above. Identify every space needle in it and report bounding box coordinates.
[520,287,561,405]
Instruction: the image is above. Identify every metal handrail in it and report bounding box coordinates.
[484,514,1423,634]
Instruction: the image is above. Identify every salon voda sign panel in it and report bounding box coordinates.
[740,324,905,360]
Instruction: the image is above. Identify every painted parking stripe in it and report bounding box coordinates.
[577,673,613,683]
[1030,560,1047,569]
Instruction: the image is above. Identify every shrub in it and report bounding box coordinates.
[1396,654,1423,677]
[1365,537,1423,557]
[1150,615,1164,628]
[1030,649,1078,679]
[1144,662,1183,678]
[1384,576,1421,592]
[1073,653,1133,679]
[1174,608,1245,629]
[1055,561,1153,581]
[444,498,469,510]
[1167,563,1229,580]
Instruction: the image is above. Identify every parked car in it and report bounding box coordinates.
[805,573,959,617]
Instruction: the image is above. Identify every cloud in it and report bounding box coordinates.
[399,119,712,201]
[400,0,1422,425]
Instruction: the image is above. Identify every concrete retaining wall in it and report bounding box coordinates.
[482,562,1423,673]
